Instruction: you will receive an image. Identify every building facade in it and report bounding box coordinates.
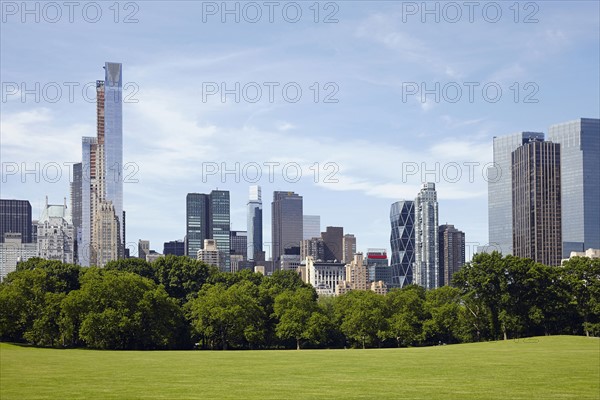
[512,139,562,266]
[366,249,392,286]
[247,185,263,261]
[321,226,344,262]
[390,200,415,288]
[301,256,346,296]
[197,239,223,268]
[488,132,545,256]
[303,215,321,240]
[186,193,210,258]
[342,234,356,264]
[92,201,119,267]
[271,191,303,271]
[301,237,325,261]
[210,190,231,272]
[0,233,37,281]
[138,240,150,260]
[0,199,32,244]
[414,183,439,290]
[438,224,465,286]
[163,240,185,256]
[37,198,75,264]
[547,118,600,257]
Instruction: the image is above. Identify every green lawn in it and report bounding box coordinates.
[1,336,598,399]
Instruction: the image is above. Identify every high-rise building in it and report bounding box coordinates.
[303,215,321,240]
[210,190,231,272]
[438,224,465,286]
[186,193,210,258]
[138,240,150,260]
[271,191,303,270]
[163,240,185,256]
[390,200,415,288]
[512,139,562,266]
[70,163,82,264]
[197,239,223,268]
[37,197,75,264]
[79,62,124,266]
[301,237,325,261]
[547,118,600,257]
[366,248,391,285]
[414,183,439,290]
[488,132,545,256]
[0,199,32,243]
[300,256,346,296]
[345,253,368,291]
[342,234,356,264]
[247,185,263,261]
[230,231,247,259]
[93,201,119,267]
[0,233,37,281]
[321,226,344,262]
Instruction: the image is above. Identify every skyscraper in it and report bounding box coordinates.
[70,163,82,264]
[0,199,32,243]
[210,190,231,272]
[438,224,465,286]
[547,118,600,257]
[247,185,263,261]
[163,240,185,256]
[512,139,562,266]
[414,183,439,290]
[37,197,75,264]
[186,193,210,258]
[303,215,321,240]
[488,132,545,255]
[390,200,415,288]
[366,248,391,286]
[271,191,303,271]
[342,234,356,264]
[321,226,344,262]
[230,231,248,259]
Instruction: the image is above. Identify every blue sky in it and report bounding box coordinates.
[2,1,599,259]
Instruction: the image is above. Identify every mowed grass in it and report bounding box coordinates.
[1,336,598,399]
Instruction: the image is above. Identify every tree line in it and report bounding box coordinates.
[0,252,598,350]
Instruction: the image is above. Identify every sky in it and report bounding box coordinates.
[1,0,599,260]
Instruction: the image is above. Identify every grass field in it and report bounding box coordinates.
[1,336,598,399]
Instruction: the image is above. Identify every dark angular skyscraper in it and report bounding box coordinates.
[210,190,231,272]
[0,199,32,243]
[321,226,344,262]
[271,191,303,271]
[438,224,465,286]
[247,185,263,261]
[390,200,415,288]
[512,138,562,266]
[186,193,210,258]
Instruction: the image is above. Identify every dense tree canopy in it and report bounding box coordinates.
[0,254,598,350]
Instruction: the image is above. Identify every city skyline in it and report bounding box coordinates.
[2,2,599,260]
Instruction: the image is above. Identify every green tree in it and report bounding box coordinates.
[423,286,467,344]
[384,285,426,347]
[561,257,600,336]
[273,287,319,349]
[105,258,155,281]
[153,255,217,304]
[335,290,387,348]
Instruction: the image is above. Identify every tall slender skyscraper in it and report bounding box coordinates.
[271,191,303,271]
[512,139,562,266]
[547,118,600,257]
[414,183,439,290]
[390,200,415,288]
[247,185,263,261]
[342,234,356,264]
[488,132,545,255]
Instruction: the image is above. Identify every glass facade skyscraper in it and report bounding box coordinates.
[390,200,414,288]
[488,131,545,255]
[271,191,303,271]
[186,193,210,258]
[547,118,600,257]
[303,215,321,240]
[210,190,231,272]
[414,183,439,290]
[0,199,32,243]
[247,185,263,261]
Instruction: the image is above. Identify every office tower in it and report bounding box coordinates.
[0,233,37,281]
[230,231,248,259]
[186,193,210,258]
[342,234,356,263]
[37,197,75,264]
[301,237,325,261]
[414,183,439,290]
[547,118,600,257]
[80,136,97,266]
[210,190,231,272]
[247,185,263,261]
[345,253,368,291]
[321,226,344,262]
[163,240,185,256]
[197,239,223,268]
[93,201,119,266]
[438,224,465,286]
[366,248,391,285]
[71,163,82,264]
[488,132,545,255]
[390,200,415,288]
[138,240,150,260]
[0,199,32,243]
[512,139,562,266]
[271,191,303,270]
[303,215,321,240]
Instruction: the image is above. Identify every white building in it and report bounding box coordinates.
[0,233,37,281]
[197,239,222,268]
[37,197,75,264]
[302,256,346,296]
[414,182,439,290]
